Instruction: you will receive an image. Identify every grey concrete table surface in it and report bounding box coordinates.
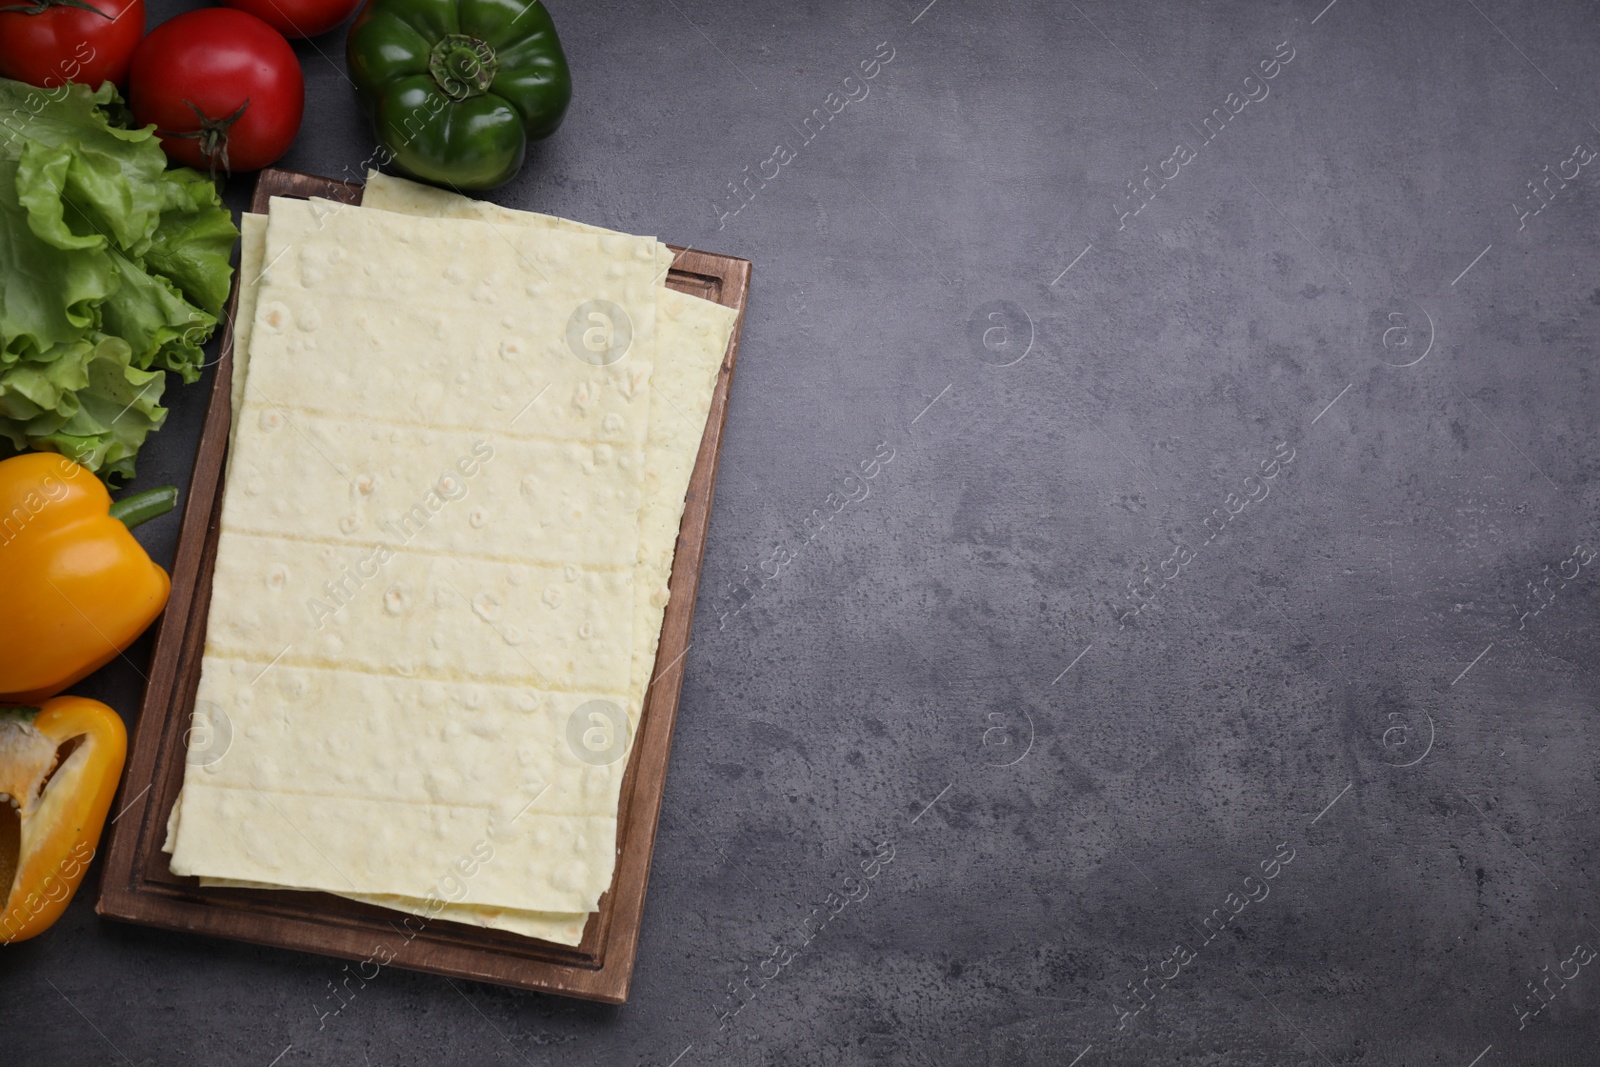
[6,0,1600,1063]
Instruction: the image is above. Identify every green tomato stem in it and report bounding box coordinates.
[0,0,111,17]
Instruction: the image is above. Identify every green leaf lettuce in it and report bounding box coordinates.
[0,77,237,482]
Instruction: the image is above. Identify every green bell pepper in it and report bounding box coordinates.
[347,0,571,190]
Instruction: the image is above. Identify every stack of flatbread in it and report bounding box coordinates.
[163,173,739,945]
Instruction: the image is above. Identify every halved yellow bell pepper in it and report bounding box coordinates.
[1,696,127,944]
[0,453,175,703]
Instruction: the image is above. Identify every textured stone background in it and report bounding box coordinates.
[6,0,1600,1063]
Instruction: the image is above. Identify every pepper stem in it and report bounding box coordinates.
[109,486,178,530]
[428,34,498,100]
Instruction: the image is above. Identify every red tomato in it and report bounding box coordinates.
[0,0,145,90]
[219,0,362,40]
[128,9,304,174]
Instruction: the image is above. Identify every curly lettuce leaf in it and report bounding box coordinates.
[0,338,95,419]
[15,143,106,251]
[0,77,237,480]
[0,79,171,252]
[0,335,165,483]
[0,155,116,362]
[101,251,213,381]
[147,168,238,316]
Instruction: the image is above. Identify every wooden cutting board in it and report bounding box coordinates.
[95,168,751,1003]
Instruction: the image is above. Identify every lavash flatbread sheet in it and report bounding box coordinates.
[360,173,740,726]
[167,198,659,915]
[316,178,737,937]
[168,180,738,944]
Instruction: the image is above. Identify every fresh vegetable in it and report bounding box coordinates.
[0,77,237,480]
[0,697,127,944]
[0,452,174,703]
[128,8,304,175]
[347,0,570,190]
[0,0,145,91]
[221,0,361,40]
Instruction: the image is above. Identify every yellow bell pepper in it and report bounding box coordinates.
[0,453,176,703]
[1,696,127,944]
